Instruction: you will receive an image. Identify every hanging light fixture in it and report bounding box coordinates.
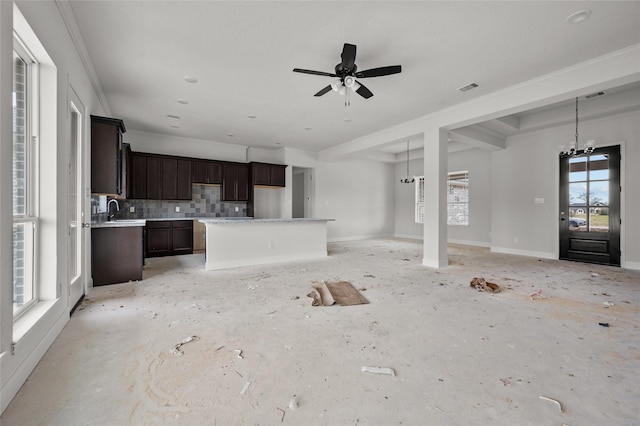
[559,97,595,157]
[400,140,415,183]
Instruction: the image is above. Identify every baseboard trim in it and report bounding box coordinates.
[448,239,491,248]
[1,312,68,414]
[624,261,640,271]
[491,246,556,259]
[328,234,394,243]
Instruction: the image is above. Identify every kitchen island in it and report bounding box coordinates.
[198,218,334,271]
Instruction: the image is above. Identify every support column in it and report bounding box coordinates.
[422,126,448,268]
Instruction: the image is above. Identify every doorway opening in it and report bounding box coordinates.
[292,167,314,218]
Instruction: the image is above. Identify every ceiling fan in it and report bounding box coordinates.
[293,43,401,102]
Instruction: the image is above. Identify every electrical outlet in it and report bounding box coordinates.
[235,206,239,212]
[535,198,544,204]
[268,242,274,249]
[175,206,180,213]
[129,206,135,213]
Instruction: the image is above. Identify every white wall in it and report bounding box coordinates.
[448,149,492,246]
[124,130,248,162]
[1,1,107,413]
[253,187,284,219]
[393,149,492,247]
[315,159,396,241]
[492,110,640,266]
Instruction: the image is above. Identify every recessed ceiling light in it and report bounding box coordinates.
[227,134,235,137]
[167,114,180,120]
[343,118,352,122]
[275,142,282,145]
[177,99,189,105]
[171,125,179,128]
[304,127,312,131]
[184,76,198,83]
[248,115,257,119]
[566,9,591,24]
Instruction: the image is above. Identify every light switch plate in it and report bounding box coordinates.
[175,206,180,212]
[129,206,135,213]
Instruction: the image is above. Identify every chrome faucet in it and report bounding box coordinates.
[107,199,120,221]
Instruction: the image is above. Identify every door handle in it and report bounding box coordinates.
[82,223,92,228]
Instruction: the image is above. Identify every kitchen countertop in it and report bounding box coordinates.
[91,217,254,228]
[198,218,335,224]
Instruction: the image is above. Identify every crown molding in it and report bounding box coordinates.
[55,0,111,116]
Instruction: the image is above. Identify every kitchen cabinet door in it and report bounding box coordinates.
[172,221,194,255]
[192,160,207,183]
[146,221,171,257]
[92,227,143,285]
[252,163,271,185]
[193,160,222,184]
[207,162,222,184]
[129,152,147,199]
[222,163,248,201]
[176,159,192,200]
[91,115,125,195]
[162,158,178,199]
[269,165,286,187]
[146,156,162,199]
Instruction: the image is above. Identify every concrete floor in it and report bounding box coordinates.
[2,239,639,425]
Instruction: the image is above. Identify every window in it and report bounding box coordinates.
[13,37,38,317]
[447,171,469,225]
[414,171,469,225]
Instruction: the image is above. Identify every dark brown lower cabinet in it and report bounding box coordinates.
[92,226,144,286]
[146,220,193,257]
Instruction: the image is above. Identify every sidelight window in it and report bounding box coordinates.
[414,171,469,225]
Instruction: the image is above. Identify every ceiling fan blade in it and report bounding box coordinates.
[314,85,332,97]
[355,82,373,99]
[341,43,357,70]
[355,65,402,79]
[293,68,337,78]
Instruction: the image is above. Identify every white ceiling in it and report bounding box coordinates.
[68,1,640,157]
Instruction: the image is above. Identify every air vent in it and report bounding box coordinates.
[585,91,605,99]
[457,82,479,92]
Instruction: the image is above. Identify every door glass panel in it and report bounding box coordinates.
[569,157,587,182]
[68,108,81,284]
[589,181,609,206]
[569,182,588,206]
[589,154,609,180]
[589,207,609,232]
[568,211,587,230]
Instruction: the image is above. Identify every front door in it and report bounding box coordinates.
[68,88,85,309]
[559,145,621,266]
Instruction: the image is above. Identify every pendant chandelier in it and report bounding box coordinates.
[559,97,595,157]
[400,141,415,184]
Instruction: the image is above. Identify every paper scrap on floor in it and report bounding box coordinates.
[308,281,369,306]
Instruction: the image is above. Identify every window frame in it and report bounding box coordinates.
[447,170,469,226]
[414,171,470,226]
[12,33,40,319]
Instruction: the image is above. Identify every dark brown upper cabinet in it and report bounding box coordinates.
[128,152,191,200]
[222,163,248,201]
[249,162,286,187]
[91,115,125,195]
[192,160,222,184]
[162,157,192,200]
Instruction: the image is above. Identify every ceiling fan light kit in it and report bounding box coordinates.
[293,43,402,105]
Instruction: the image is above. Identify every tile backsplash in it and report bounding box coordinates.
[91,185,247,223]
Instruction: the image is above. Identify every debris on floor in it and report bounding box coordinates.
[307,281,369,306]
[277,407,286,422]
[235,349,244,359]
[288,396,298,409]
[530,290,546,301]
[591,272,599,277]
[469,277,501,293]
[240,381,251,396]
[169,335,199,356]
[361,366,395,376]
[539,395,564,413]
[603,301,615,307]
[599,322,610,327]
